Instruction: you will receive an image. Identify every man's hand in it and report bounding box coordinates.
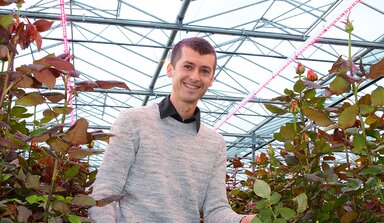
[240,214,256,223]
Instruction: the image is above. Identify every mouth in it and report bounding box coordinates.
[184,82,200,90]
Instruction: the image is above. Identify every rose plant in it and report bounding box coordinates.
[0,2,127,222]
[227,18,383,223]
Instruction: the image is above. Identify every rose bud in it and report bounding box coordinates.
[289,101,299,114]
[342,18,354,33]
[296,63,305,75]
[306,69,318,81]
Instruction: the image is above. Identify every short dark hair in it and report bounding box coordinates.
[170,37,217,74]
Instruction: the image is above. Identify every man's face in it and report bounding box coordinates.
[167,46,215,105]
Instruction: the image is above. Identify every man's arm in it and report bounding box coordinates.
[89,109,138,222]
[202,138,248,223]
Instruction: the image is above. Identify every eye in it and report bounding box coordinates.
[184,64,192,70]
[201,69,211,76]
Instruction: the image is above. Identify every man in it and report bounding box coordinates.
[89,37,255,223]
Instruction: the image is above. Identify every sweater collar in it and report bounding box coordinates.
[158,95,201,133]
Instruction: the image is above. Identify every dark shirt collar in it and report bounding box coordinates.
[158,95,201,133]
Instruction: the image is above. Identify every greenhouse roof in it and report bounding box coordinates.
[1,0,383,167]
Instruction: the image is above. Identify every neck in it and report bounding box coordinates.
[170,96,197,121]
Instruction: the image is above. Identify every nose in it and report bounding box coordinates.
[189,69,200,81]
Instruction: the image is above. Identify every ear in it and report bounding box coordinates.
[208,78,213,87]
[166,63,173,78]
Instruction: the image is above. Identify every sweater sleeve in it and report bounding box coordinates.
[203,138,245,223]
[88,109,138,222]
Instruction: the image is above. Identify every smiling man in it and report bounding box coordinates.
[89,37,255,223]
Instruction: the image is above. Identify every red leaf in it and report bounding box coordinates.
[75,80,98,92]
[368,58,384,79]
[33,19,54,32]
[328,56,347,74]
[27,63,46,72]
[32,69,56,88]
[95,80,130,90]
[232,159,243,168]
[62,118,89,144]
[48,67,63,78]
[45,57,74,71]
[68,70,80,78]
[35,32,42,51]
[41,92,65,103]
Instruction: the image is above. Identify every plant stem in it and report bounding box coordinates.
[0,161,3,194]
[61,74,69,125]
[0,52,14,109]
[43,158,59,222]
[348,31,370,164]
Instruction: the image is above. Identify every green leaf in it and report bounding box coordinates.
[1,173,12,182]
[273,218,287,223]
[231,189,240,196]
[253,179,271,199]
[15,92,46,106]
[340,211,357,223]
[352,134,366,151]
[52,106,73,115]
[279,125,296,141]
[53,200,70,214]
[10,106,32,118]
[284,89,295,97]
[284,155,299,166]
[25,174,40,189]
[251,216,263,223]
[265,104,288,115]
[361,166,382,175]
[278,207,296,220]
[359,104,374,116]
[302,106,333,127]
[371,86,384,107]
[326,173,338,183]
[30,128,48,137]
[47,137,70,153]
[0,15,14,29]
[303,89,316,99]
[68,215,82,223]
[71,194,96,207]
[26,195,39,204]
[293,79,305,93]
[321,201,335,212]
[284,142,295,152]
[260,208,273,222]
[64,165,80,179]
[256,199,268,210]
[338,105,358,129]
[330,76,350,95]
[292,192,307,214]
[68,148,103,159]
[270,192,281,205]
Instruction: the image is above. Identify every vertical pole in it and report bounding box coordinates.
[251,132,256,172]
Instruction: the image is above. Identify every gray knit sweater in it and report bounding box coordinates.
[89,103,244,223]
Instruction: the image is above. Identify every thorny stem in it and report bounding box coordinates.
[0,52,14,109]
[44,158,59,222]
[348,30,370,164]
[297,75,310,173]
[60,73,74,126]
